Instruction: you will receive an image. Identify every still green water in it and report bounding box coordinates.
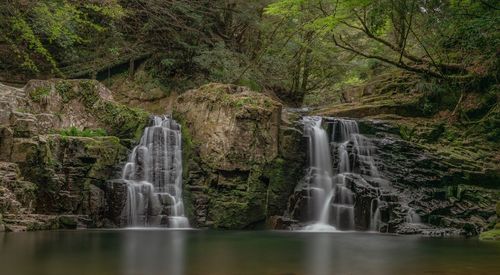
[1,230,499,275]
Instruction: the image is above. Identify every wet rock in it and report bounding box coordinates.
[0,127,13,161]
[105,180,128,226]
[175,83,282,171]
[0,80,150,230]
[268,215,296,230]
[10,138,37,163]
[360,119,499,234]
[58,216,78,229]
[174,83,306,229]
[12,118,35,138]
[278,117,498,235]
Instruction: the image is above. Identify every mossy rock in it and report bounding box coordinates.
[29,85,51,103]
[479,229,500,241]
[58,216,78,229]
[25,79,150,141]
[174,83,282,171]
[208,195,266,229]
[91,100,149,140]
[20,134,128,214]
[57,79,150,140]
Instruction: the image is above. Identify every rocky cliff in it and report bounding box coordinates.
[294,78,499,236]
[361,118,498,235]
[174,84,306,229]
[0,80,148,231]
[1,77,497,237]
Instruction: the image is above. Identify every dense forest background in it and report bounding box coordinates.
[0,0,498,112]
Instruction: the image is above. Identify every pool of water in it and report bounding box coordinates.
[1,230,499,275]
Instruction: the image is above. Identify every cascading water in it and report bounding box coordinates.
[121,116,189,228]
[301,116,384,231]
[301,117,349,231]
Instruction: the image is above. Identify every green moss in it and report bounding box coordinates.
[58,216,78,229]
[187,83,277,110]
[83,136,127,187]
[235,97,258,108]
[55,79,150,140]
[54,80,149,141]
[26,218,60,231]
[208,193,265,229]
[80,80,100,107]
[263,157,301,217]
[479,229,500,241]
[29,86,51,102]
[92,100,149,140]
[55,80,76,103]
[238,78,262,92]
[399,125,415,141]
[173,113,199,224]
[59,127,107,137]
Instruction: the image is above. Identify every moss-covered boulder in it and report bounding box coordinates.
[22,79,149,140]
[0,79,150,231]
[21,135,127,218]
[174,83,305,229]
[480,201,500,241]
[480,229,500,241]
[175,83,281,171]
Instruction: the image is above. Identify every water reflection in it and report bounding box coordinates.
[122,230,186,275]
[306,233,333,275]
[0,230,499,275]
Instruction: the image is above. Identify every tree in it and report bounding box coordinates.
[0,0,124,77]
[266,0,499,80]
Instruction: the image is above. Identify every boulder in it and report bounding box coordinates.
[174,83,306,229]
[175,83,281,171]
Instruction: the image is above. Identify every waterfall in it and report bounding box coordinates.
[370,197,385,231]
[405,207,422,224]
[121,116,189,228]
[301,116,383,231]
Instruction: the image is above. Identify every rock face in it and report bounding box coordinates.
[279,116,498,236]
[174,83,306,229]
[0,80,148,231]
[356,119,499,235]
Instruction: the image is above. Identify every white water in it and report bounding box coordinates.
[302,117,337,231]
[302,117,384,231]
[122,116,189,228]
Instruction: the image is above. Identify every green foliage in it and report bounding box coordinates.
[29,86,51,102]
[399,125,415,141]
[479,229,500,241]
[193,42,245,84]
[55,80,75,102]
[59,127,107,137]
[416,80,462,116]
[0,0,124,74]
[1,0,498,110]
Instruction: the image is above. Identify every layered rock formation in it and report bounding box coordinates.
[300,77,499,236]
[0,80,148,231]
[275,117,498,236]
[174,84,305,229]
[361,119,498,235]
